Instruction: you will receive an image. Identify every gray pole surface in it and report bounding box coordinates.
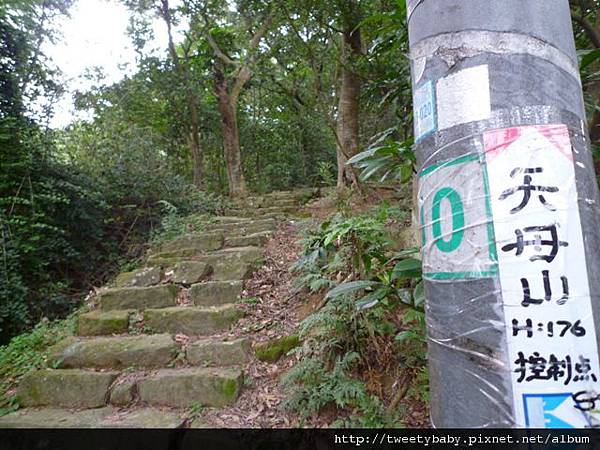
[409,0,600,427]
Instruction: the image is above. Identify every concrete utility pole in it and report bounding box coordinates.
[409,0,600,427]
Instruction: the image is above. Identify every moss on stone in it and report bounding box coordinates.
[77,310,130,336]
[99,285,178,311]
[220,378,238,401]
[254,334,300,362]
[114,267,162,288]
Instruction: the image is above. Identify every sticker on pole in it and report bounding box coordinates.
[484,124,600,428]
[436,65,491,131]
[419,151,497,280]
[413,79,436,142]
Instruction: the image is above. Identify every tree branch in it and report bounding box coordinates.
[574,15,600,48]
[200,9,240,67]
[230,7,276,103]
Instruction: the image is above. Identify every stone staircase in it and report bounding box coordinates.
[0,189,316,428]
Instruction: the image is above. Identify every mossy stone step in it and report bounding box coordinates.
[224,206,297,217]
[201,246,263,264]
[143,304,243,335]
[0,407,184,428]
[189,280,243,307]
[77,310,130,336]
[17,369,118,408]
[147,248,202,262]
[156,232,224,254]
[187,338,251,366]
[202,246,263,280]
[0,407,113,428]
[247,197,298,208]
[110,379,136,406]
[171,260,212,284]
[99,285,178,311]
[144,257,254,280]
[211,215,249,223]
[115,267,162,288]
[137,367,243,407]
[49,334,178,369]
[205,218,276,234]
[271,188,318,198]
[225,231,271,248]
[98,408,185,428]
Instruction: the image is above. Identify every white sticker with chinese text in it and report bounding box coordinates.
[484,124,600,428]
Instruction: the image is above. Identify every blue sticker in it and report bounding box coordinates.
[413,80,436,142]
[523,393,585,428]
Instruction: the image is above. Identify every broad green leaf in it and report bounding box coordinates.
[325,280,382,299]
[579,48,600,70]
[413,280,425,308]
[391,258,422,280]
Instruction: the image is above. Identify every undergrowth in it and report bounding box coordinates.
[285,202,428,427]
[149,195,229,248]
[0,313,77,416]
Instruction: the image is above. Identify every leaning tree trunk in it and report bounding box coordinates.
[336,27,362,190]
[214,69,247,197]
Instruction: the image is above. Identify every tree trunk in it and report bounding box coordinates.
[336,26,362,190]
[214,68,247,197]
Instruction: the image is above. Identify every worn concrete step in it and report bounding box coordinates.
[187,338,251,366]
[189,280,242,307]
[49,334,178,369]
[77,310,130,336]
[99,285,178,311]
[143,304,243,335]
[0,407,184,428]
[225,230,271,248]
[115,267,162,288]
[137,367,243,407]
[17,369,119,408]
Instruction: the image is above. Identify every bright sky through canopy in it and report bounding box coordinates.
[44,0,173,128]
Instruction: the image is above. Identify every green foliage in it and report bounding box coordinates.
[284,351,369,416]
[149,194,228,247]
[317,161,336,187]
[0,314,76,415]
[291,213,389,291]
[348,136,415,183]
[286,205,427,426]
